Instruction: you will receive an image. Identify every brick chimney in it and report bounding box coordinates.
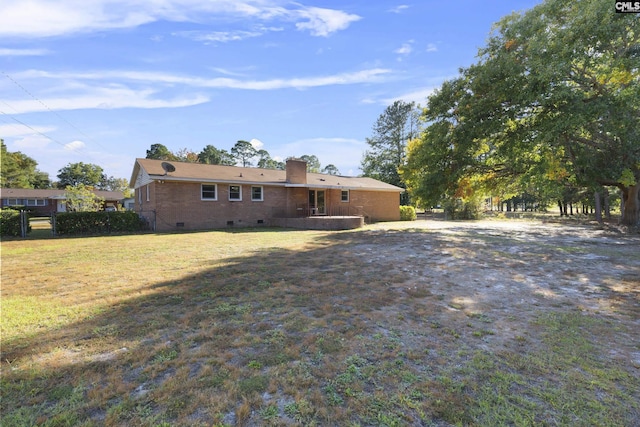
[286,159,307,184]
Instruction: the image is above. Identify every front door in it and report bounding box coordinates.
[308,190,325,215]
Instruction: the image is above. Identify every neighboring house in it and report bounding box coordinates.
[123,197,135,210]
[130,158,403,231]
[0,188,125,215]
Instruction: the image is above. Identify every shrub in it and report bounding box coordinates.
[399,205,417,221]
[0,210,31,236]
[55,211,145,235]
[443,198,482,220]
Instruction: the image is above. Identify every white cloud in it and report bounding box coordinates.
[174,29,263,43]
[173,26,283,43]
[4,84,209,114]
[0,48,50,56]
[249,138,264,149]
[15,66,391,92]
[0,1,360,38]
[13,134,51,149]
[64,140,85,151]
[294,6,361,37]
[0,1,155,38]
[363,74,456,106]
[209,67,250,77]
[426,43,438,52]
[0,124,56,137]
[5,67,390,114]
[273,68,389,90]
[394,43,413,56]
[2,122,141,179]
[388,5,410,14]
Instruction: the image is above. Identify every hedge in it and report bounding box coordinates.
[0,210,30,236]
[443,198,482,220]
[55,211,146,235]
[400,205,417,221]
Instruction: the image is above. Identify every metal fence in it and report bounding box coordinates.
[19,210,29,237]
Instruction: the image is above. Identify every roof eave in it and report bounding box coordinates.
[149,175,287,186]
[129,160,141,188]
[286,183,403,192]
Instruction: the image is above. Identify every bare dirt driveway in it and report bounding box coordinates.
[364,219,640,367]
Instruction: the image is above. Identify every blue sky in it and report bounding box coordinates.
[1,0,542,182]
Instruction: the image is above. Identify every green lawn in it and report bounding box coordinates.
[1,222,638,426]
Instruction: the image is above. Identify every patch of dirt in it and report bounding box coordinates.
[363,219,640,367]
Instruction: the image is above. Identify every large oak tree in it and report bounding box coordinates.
[1,140,50,189]
[404,0,639,224]
[57,162,106,189]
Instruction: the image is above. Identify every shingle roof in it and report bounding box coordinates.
[0,188,124,200]
[132,158,404,192]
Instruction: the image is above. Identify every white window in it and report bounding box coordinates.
[229,185,242,201]
[146,185,150,202]
[251,186,263,201]
[201,184,217,200]
[341,190,349,202]
[5,199,46,206]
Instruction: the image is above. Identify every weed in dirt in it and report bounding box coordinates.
[238,375,269,396]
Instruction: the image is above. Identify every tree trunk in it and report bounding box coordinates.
[594,191,602,223]
[604,187,611,220]
[620,183,640,226]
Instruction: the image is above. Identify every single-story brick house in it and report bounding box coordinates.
[130,158,404,231]
[0,188,125,215]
